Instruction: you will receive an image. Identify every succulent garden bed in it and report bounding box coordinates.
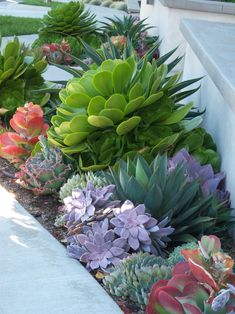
[0,2,235,313]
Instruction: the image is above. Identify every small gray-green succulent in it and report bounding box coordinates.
[59,171,108,201]
[103,252,172,309]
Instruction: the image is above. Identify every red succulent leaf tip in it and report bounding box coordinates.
[199,235,221,259]
[157,289,184,314]
[188,258,219,292]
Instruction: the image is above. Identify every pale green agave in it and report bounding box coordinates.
[48,56,203,170]
[103,252,172,309]
[59,171,108,201]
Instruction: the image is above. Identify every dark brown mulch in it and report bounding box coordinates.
[0,157,66,242]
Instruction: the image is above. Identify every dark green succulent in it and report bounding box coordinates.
[108,153,234,243]
[103,252,172,309]
[0,37,47,118]
[39,1,97,37]
[47,56,204,170]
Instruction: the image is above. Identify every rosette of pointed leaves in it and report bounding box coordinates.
[48,56,204,170]
[40,1,96,37]
[63,183,117,233]
[103,252,172,309]
[67,218,129,270]
[59,171,108,201]
[0,37,47,116]
[109,153,234,243]
[168,148,230,206]
[0,103,49,164]
[110,200,174,255]
[15,136,72,195]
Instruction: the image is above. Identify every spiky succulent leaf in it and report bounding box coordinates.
[108,153,234,244]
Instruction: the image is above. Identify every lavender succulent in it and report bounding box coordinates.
[63,183,119,233]
[168,148,230,206]
[110,201,174,255]
[67,218,129,270]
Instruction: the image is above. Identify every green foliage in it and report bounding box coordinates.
[0,37,47,118]
[103,252,172,309]
[48,57,204,170]
[0,15,41,37]
[59,171,108,201]
[167,242,198,266]
[39,1,97,37]
[108,153,234,243]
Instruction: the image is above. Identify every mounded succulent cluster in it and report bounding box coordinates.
[59,171,108,201]
[40,1,97,37]
[109,153,234,243]
[103,252,172,309]
[48,56,208,170]
[15,136,72,195]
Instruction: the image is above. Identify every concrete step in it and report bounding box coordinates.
[0,185,122,314]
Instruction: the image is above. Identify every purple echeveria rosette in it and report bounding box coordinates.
[168,149,230,207]
[110,201,174,256]
[67,219,129,271]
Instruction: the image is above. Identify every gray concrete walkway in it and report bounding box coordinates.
[0,1,126,21]
[0,184,122,314]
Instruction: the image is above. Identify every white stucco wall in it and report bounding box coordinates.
[140,0,235,69]
[183,45,235,237]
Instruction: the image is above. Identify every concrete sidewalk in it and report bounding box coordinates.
[0,185,122,314]
[0,1,126,21]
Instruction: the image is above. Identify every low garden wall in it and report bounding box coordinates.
[180,18,235,236]
[140,0,235,70]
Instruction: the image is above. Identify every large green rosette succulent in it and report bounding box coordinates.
[48,57,204,170]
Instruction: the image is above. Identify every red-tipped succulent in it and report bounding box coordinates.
[0,103,49,164]
[147,235,235,314]
[181,235,235,292]
[146,262,214,314]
